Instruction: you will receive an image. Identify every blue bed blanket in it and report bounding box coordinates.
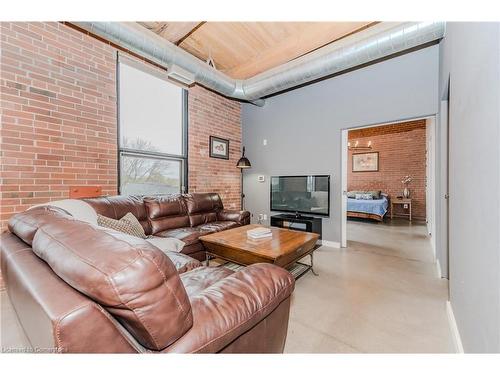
[347,196,388,217]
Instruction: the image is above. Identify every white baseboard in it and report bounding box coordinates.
[436,259,442,279]
[319,240,340,248]
[446,301,464,353]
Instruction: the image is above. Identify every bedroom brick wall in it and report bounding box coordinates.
[0,22,243,231]
[348,120,427,220]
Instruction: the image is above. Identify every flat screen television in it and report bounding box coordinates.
[270,175,330,217]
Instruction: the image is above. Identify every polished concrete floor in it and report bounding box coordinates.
[1,218,454,353]
[284,218,454,353]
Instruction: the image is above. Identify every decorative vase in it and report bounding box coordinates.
[403,187,410,198]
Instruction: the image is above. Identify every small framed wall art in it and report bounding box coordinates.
[352,152,379,172]
[209,136,230,160]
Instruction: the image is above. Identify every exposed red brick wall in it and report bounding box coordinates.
[1,22,118,231]
[348,120,427,220]
[0,22,243,231]
[188,85,242,210]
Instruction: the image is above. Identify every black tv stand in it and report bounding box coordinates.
[290,212,307,219]
[270,214,322,239]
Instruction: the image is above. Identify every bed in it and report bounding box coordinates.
[347,194,389,222]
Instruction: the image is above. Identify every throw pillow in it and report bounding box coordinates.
[145,237,185,253]
[348,190,381,199]
[355,193,373,200]
[347,191,365,198]
[120,212,147,239]
[97,212,147,239]
[30,199,98,225]
[368,190,382,199]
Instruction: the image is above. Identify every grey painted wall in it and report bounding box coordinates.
[242,45,439,243]
[439,22,500,353]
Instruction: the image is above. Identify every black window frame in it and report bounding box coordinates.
[116,53,188,195]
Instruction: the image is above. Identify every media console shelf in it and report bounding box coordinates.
[270,214,322,240]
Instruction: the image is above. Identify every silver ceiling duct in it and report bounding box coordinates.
[72,21,445,106]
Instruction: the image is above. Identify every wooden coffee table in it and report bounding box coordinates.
[199,224,320,278]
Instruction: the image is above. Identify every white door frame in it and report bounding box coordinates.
[426,117,437,257]
[439,99,450,279]
[341,129,348,247]
[340,116,437,249]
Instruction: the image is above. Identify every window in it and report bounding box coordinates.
[118,56,187,195]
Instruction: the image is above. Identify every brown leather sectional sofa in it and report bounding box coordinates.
[83,193,251,261]
[0,193,295,353]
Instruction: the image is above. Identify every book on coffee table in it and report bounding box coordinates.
[247,232,272,239]
[247,227,272,239]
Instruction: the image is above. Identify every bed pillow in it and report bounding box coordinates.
[368,190,382,199]
[355,193,373,200]
[348,190,381,199]
[347,191,362,198]
[97,212,147,239]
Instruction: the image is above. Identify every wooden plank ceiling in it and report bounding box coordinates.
[138,22,376,79]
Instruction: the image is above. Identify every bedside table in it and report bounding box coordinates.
[391,198,412,221]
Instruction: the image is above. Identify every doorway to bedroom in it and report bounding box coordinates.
[340,117,437,263]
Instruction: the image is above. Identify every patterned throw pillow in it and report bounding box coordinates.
[347,191,357,199]
[368,190,382,199]
[348,191,367,198]
[97,212,147,239]
[348,190,381,199]
[355,193,373,200]
[120,212,147,239]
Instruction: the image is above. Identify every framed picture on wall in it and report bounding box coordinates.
[352,152,379,172]
[209,136,229,159]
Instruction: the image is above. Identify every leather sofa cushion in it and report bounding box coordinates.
[196,221,239,233]
[8,206,70,246]
[84,196,151,236]
[155,227,212,246]
[180,266,234,298]
[217,210,251,226]
[144,195,190,234]
[153,221,237,253]
[184,193,224,227]
[162,264,295,353]
[31,213,193,351]
[190,212,217,227]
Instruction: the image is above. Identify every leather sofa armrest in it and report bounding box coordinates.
[56,302,143,353]
[217,209,251,225]
[162,263,295,353]
[1,233,140,353]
